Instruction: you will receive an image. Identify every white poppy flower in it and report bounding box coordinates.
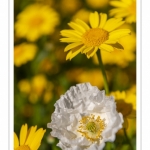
[47,83,123,150]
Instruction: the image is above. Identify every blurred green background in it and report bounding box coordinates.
[14,0,136,149]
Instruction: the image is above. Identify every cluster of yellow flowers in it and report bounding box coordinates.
[14,3,60,67]
[18,74,54,104]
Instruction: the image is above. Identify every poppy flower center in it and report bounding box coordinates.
[86,122,97,133]
[82,28,109,47]
[77,114,106,142]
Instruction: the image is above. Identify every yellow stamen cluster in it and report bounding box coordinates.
[82,28,109,47]
[15,145,30,150]
[77,114,106,142]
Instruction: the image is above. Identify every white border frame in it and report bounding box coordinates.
[0,0,145,149]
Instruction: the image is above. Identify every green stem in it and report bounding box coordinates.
[96,50,109,94]
[123,128,134,150]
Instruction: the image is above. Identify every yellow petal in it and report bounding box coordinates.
[109,29,131,40]
[75,19,90,31]
[99,13,107,28]
[20,124,28,145]
[110,1,129,7]
[110,9,130,18]
[89,11,99,28]
[34,142,41,150]
[68,22,86,33]
[99,44,114,52]
[103,18,125,32]
[87,47,98,58]
[60,37,81,43]
[104,39,117,44]
[66,45,85,60]
[64,42,83,52]
[69,49,82,60]
[60,30,81,38]
[14,132,19,149]
[82,46,93,53]
[66,51,72,60]
[29,128,46,150]
[25,126,37,145]
[126,15,136,23]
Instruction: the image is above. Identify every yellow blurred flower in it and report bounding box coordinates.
[14,124,46,150]
[31,74,47,96]
[60,0,81,14]
[86,0,109,8]
[18,79,31,94]
[66,68,111,89]
[43,91,53,103]
[14,43,37,67]
[72,9,91,23]
[93,24,136,67]
[110,85,136,129]
[109,0,136,23]
[15,4,59,41]
[60,11,131,60]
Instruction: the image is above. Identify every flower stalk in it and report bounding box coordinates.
[123,128,134,150]
[96,50,109,94]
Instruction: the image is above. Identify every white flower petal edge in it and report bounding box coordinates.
[47,83,124,150]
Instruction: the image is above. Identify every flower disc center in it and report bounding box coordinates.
[86,122,97,133]
[82,28,109,47]
[77,114,106,142]
[29,16,44,27]
[15,145,30,150]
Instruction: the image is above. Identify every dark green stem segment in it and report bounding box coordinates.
[123,128,134,150]
[96,50,109,94]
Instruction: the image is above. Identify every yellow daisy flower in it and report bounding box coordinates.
[60,11,131,60]
[109,0,136,23]
[60,0,81,14]
[14,43,37,67]
[110,85,136,128]
[93,24,136,67]
[14,124,46,150]
[15,4,59,41]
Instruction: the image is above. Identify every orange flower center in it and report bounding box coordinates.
[82,28,109,47]
[15,145,30,150]
[29,16,44,27]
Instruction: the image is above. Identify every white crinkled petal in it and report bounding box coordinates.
[47,83,124,150]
